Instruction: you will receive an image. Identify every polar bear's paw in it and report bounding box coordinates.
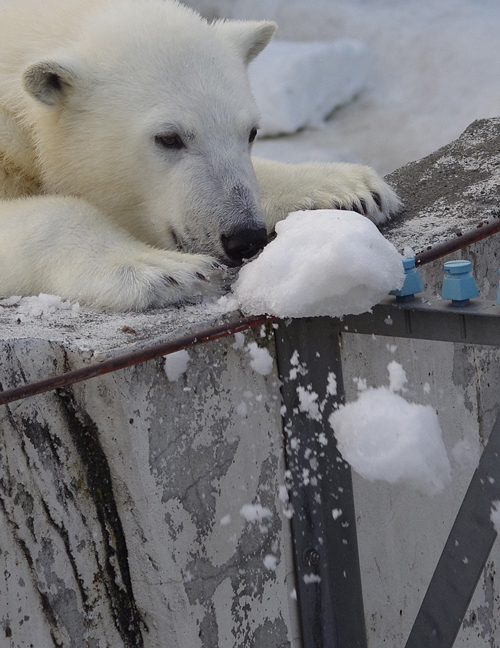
[95,252,222,311]
[254,159,401,228]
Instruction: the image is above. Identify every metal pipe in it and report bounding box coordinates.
[1,215,499,408]
[415,217,500,266]
[0,314,276,407]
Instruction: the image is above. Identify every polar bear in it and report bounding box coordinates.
[0,0,400,311]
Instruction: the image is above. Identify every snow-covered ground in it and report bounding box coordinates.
[184,0,500,175]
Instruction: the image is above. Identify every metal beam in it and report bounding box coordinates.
[275,318,367,648]
[405,412,500,648]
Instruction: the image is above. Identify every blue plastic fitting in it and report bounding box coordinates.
[497,268,500,305]
[390,257,425,302]
[441,260,479,306]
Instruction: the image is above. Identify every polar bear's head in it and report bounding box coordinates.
[22,0,276,266]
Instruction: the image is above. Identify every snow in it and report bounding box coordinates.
[263,554,278,571]
[164,349,190,381]
[0,293,80,320]
[491,501,500,535]
[329,362,451,495]
[249,39,369,137]
[245,341,274,375]
[230,210,404,318]
[239,503,273,523]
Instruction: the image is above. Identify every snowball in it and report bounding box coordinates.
[164,349,190,381]
[249,39,369,137]
[232,210,404,318]
[246,342,274,375]
[240,504,273,523]
[220,515,231,527]
[491,501,500,534]
[329,366,451,495]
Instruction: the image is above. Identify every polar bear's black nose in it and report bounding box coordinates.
[221,227,268,266]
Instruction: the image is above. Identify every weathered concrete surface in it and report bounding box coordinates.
[342,117,500,647]
[0,300,299,647]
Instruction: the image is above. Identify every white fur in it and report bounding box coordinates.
[0,0,400,311]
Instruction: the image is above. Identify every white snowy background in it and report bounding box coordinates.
[183,0,500,176]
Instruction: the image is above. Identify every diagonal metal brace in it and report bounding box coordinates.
[405,411,500,648]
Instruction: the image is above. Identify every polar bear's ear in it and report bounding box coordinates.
[23,60,81,107]
[216,20,277,66]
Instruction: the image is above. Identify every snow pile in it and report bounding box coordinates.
[249,39,369,137]
[329,362,451,495]
[164,349,190,381]
[230,210,404,318]
[0,293,80,320]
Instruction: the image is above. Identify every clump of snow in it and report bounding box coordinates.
[329,362,451,495]
[303,573,321,584]
[246,341,274,375]
[240,503,273,523]
[263,554,278,571]
[387,360,407,392]
[231,210,404,318]
[220,514,231,526]
[249,39,369,137]
[326,372,337,396]
[491,501,500,535]
[164,349,190,381]
[0,293,80,320]
[296,385,321,421]
[232,331,245,350]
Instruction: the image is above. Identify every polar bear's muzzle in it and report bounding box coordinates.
[221,225,268,266]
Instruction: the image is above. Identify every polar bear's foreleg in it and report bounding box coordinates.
[0,196,217,311]
[252,157,401,230]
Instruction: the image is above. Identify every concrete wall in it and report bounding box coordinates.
[0,319,299,647]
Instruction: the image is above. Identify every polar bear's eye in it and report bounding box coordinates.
[155,133,185,150]
[249,128,258,144]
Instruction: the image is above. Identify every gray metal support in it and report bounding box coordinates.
[405,411,500,648]
[275,318,367,648]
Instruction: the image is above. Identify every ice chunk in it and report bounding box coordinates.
[232,210,404,318]
[249,39,369,136]
[329,364,451,495]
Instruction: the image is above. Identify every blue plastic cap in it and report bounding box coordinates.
[402,257,416,270]
[442,259,479,305]
[389,257,424,301]
[444,260,472,275]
